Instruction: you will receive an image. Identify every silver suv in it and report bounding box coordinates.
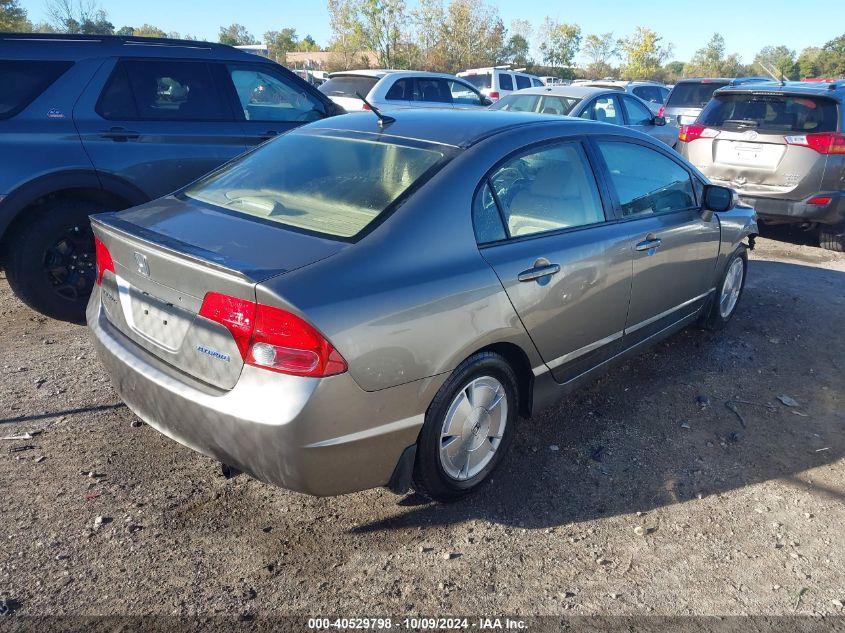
[582,80,669,113]
[678,80,845,251]
[661,77,769,126]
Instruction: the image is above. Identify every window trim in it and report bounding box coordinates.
[497,72,514,92]
[619,94,654,127]
[472,136,615,247]
[0,60,74,121]
[586,134,701,223]
[96,58,236,123]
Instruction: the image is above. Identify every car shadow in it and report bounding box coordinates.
[758,223,820,248]
[350,259,845,533]
[0,403,125,426]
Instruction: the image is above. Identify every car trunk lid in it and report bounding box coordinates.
[91,197,347,390]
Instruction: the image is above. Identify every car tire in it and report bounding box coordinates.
[819,221,845,252]
[701,245,747,331]
[5,198,105,323]
[412,351,519,503]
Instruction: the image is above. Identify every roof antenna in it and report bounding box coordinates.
[355,92,395,127]
[779,69,785,86]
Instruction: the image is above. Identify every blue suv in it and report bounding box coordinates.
[0,34,342,321]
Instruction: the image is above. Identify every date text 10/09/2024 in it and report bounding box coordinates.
[307,617,529,630]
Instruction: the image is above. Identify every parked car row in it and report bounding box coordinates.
[676,78,845,252]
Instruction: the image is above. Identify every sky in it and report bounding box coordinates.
[19,0,845,65]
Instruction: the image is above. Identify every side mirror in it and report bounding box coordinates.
[703,184,737,213]
[653,115,666,126]
[481,97,493,107]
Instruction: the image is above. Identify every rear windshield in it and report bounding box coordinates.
[699,93,839,133]
[0,60,73,119]
[666,81,729,108]
[319,75,379,98]
[461,73,491,90]
[490,94,580,115]
[184,131,451,239]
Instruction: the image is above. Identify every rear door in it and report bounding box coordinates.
[74,58,246,200]
[475,140,634,384]
[593,138,720,345]
[220,62,331,147]
[690,92,838,200]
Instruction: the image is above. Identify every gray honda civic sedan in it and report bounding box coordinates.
[88,110,758,501]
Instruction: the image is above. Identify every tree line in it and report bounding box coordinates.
[2,0,844,80]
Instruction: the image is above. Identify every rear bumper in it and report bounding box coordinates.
[88,291,441,496]
[730,192,845,226]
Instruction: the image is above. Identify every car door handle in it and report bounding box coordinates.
[635,237,662,252]
[518,263,560,282]
[98,127,140,141]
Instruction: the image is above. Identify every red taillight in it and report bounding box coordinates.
[808,196,833,205]
[361,100,371,110]
[198,293,347,378]
[657,105,665,118]
[785,133,845,155]
[198,292,256,359]
[678,124,719,143]
[488,91,500,100]
[94,237,115,286]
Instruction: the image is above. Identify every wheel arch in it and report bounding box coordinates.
[472,341,535,419]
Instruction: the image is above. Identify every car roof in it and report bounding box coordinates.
[501,85,619,99]
[714,80,845,99]
[674,76,770,85]
[0,32,260,62]
[328,69,474,82]
[301,109,639,149]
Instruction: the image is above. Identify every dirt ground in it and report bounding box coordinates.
[1,227,844,620]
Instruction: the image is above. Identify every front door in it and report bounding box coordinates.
[593,139,721,344]
[475,140,634,384]
[74,58,247,200]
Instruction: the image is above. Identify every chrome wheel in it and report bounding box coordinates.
[439,376,508,481]
[719,257,744,319]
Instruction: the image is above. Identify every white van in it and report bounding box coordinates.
[457,66,544,101]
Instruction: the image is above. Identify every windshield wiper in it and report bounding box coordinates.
[723,119,760,129]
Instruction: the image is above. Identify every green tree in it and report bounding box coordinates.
[47,0,112,34]
[817,34,845,77]
[219,23,257,46]
[353,0,407,68]
[265,28,299,61]
[443,0,503,72]
[754,45,797,80]
[684,33,725,76]
[503,34,530,66]
[582,32,617,78]
[115,25,134,36]
[538,18,581,72]
[133,24,167,38]
[327,0,366,70]
[298,34,320,52]
[618,26,672,80]
[410,0,447,70]
[0,0,28,31]
[797,46,822,78]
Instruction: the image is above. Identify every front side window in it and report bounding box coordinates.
[621,96,654,126]
[581,95,623,125]
[98,60,228,121]
[184,130,450,239]
[228,66,324,122]
[498,73,514,91]
[597,141,695,217]
[0,60,73,119]
[448,80,483,105]
[480,142,605,240]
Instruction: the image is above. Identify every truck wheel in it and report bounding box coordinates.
[819,222,845,252]
[413,351,518,502]
[5,198,106,323]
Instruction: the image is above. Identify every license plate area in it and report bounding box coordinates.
[120,281,193,352]
[715,140,784,169]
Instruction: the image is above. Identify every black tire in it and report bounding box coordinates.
[5,198,106,323]
[820,221,845,252]
[701,245,747,331]
[413,351,519,503]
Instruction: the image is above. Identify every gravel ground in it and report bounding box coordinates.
[1,228,844,619]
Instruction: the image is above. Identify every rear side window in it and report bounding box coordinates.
[699,94,839,133]
[597,141,695,217]
[515,75,531,90]
[415,78,451,103]
[0,60,73,119]
[385,78,412,100]
[666,81,728,108]
[481,142,605,239]
[538,96,579,116]
[319,75,378,98]
[498,74,514,91]
[461,73,491,90]
[97,60,229,121]
[185,131,450,239]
